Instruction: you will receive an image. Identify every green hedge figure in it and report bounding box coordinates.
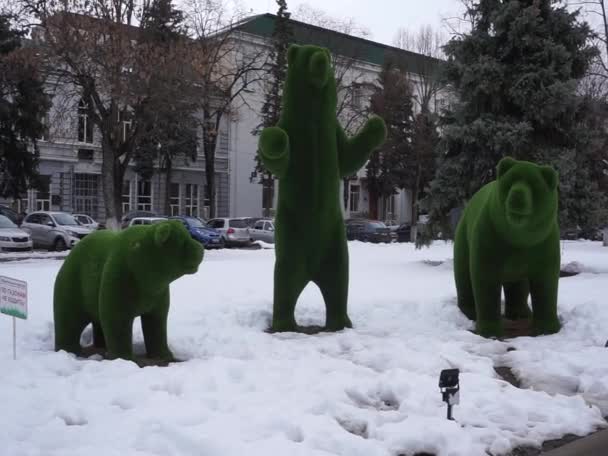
[454,157,561,338]
[53,220,204,361]
[258,44,386,332]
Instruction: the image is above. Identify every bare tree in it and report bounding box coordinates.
[183,0,268,217]
[393,25,446,113]
[18,0,199,229]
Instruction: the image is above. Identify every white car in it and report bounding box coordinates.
[21,211,92,251]
[73,214,100,230]
[206,217,253,247]
[0,215,33,252]
[249,219,275,243]
[128,217,167,227]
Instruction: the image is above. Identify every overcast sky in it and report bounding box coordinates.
[239,0,465,46]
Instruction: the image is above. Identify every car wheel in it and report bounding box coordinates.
[53,237,67,252]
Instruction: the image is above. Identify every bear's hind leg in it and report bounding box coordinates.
[315,239,351,331]
[272,257,309,332]
[504,280,531,320]
[93,322,106,349]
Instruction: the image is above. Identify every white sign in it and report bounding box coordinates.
[0,276,28,320]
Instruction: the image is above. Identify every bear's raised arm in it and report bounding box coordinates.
[259,126,290,179]
[337,116,387,178]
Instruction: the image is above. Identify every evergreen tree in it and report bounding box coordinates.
[0,15,50,199]
[367,56,414,220]
[421,0,598,243]
[253,0,293,216]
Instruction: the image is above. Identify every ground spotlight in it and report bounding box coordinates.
[439,368,460,421]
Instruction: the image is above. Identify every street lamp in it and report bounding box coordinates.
[439,368,460,421]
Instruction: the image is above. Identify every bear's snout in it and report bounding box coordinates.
[507,183,532,216]
[184,241,204,274]
[308,50,330,89]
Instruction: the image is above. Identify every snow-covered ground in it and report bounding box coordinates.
[0,240,606,456]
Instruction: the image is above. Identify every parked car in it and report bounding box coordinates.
[206,217,253,247]
[0,205,21,225]
[21,211,92,250]
[128,217,167,227]
[73,213,101,230]
[0,215,33,252]
[249,218,275,243]
[239,217,263,228]
[346,219,393,243]
[121,210,157,228]
[396,223,412,242]
[169,216,224,248]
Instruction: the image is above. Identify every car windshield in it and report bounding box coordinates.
[0,215,16,228]
[186,217,205,228]
[229,219,248,228]
[53,213,79,226]
[368,221,387,228]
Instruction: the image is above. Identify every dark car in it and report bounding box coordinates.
[396,223,412,242]
[346,219,393,243]
[121,210,157,229]
[170,216,224,249]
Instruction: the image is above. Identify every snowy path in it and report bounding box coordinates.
[0,241,606,456]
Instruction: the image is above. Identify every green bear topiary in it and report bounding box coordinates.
[53,220,204,361]
[258,44,386,332]
[454,157,561,338]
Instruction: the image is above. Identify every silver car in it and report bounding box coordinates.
[207,217,252,247]
[21,211,92,251]
[0,215,33,252]
[249,219,275,244]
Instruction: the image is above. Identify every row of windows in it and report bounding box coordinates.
[122,181,208,217]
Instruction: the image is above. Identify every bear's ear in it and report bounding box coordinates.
[154,223,172,247]
[540,165,558,190]
[287,44,299,65]
[497,156,516,179]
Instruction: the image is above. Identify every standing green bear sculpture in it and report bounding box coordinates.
[258,44,386,332]
[53,220,204,361]
[454,157,561,338]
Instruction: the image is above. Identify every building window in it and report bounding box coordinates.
[36,175,51,211]
[78,99,94,143]
[170,183,180,216]
[73,174,98,218]
[185,183,199,217]
[349,183,360,213]
[77,149,94,161]
[122,181,131,213]
[219,129,229,152]
[384,195,395,220]
[136,180,152,211]
[119,110,132,142]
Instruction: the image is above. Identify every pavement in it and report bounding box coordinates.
[542,429,608,455]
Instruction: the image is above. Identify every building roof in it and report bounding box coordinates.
[234,13,442,73]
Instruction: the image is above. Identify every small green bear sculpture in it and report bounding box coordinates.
[53,220,204,361]
[454,157,561,338]
[258,44,386,332]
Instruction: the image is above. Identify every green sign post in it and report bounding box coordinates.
[0,276,28,360]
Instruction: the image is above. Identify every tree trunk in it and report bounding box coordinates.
[368,186,379,220]
[101,142,123,231]
[343,178,350,210]
[162,157,173,216]
[410,167,422,242]
[205,160,216,218]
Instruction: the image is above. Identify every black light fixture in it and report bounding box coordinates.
[439,368,460,421]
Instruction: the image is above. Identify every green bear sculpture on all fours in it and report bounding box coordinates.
[454,157,561,338]
[53,220,204,361]
[258,44,387,332]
